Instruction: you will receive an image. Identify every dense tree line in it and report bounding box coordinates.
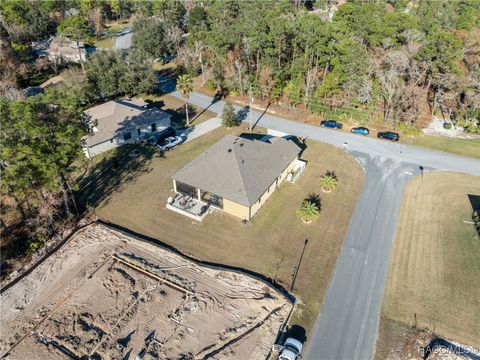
[0,90,90,251]
[177,1,479,130]
[2,0,479,129]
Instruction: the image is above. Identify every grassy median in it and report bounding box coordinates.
[78,125,363,331]
[375,172,480,358]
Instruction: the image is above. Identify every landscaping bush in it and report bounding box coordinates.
[320,170,338,193]
[458,119,480,134]
[296,199,320,224]
[205,79,216,92]
[443,122,452,129]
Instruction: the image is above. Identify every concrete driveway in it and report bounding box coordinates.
[114,28,132,49]
[167,87,480,360]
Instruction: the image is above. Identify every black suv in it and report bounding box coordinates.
[156,127,176,143]
[320,120,343,129]
[377,131,400,142]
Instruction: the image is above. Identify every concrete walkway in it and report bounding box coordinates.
[177,117,222,143]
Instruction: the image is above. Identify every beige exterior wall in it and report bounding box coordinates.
[223,198,250,220]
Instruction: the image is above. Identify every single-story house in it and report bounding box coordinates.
[83,99,171,158]
[169,135,303,221]
[32,36,87,64]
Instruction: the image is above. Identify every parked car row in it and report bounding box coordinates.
[320,120,400,142]
[146,126,187,151]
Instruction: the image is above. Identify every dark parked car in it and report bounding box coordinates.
[351,127,370,136]
[148,126,176,145]
[320,120,343,129]
[377,131,400,141]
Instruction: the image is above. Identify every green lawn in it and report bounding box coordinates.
[78,125,364,332]
[93,21,131,49]
[403,135,480,159]
[375,172,480,358]
[93,36,114,49]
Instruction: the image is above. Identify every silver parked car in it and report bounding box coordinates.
[156,135,187,151]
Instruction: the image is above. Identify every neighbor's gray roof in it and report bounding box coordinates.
[32,36,86,56]
[173,135,301,207]
[84,99,171,146]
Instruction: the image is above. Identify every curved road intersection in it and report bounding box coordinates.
[170,90,480,360]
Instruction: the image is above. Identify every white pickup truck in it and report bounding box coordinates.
[278,338,303,360]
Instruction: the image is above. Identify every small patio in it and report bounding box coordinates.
[166,193,210,221]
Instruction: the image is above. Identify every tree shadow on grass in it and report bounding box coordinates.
[77,144,159,209]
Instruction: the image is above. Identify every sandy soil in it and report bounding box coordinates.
[0,224,291,359]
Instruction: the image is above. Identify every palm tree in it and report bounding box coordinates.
[320,171,338,193]
[296,200,320,224]
[176,74,194,126]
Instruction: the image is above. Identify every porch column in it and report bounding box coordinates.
[173,179,177,193]
[197,188,201,201]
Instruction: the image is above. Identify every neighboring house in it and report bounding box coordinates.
[83,99,171,158]
[169,135,304,221]
[32,36,87,64]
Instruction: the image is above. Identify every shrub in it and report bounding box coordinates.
[458,119,480,134]
[205,79,216,92]
[221,102,238,128]
[443,122,452,129]
[27,236,47,255]
[397,122,420,137]
[296,200,320,223]
[229,88,240,97]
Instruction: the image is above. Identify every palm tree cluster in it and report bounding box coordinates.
[297,170,339,224]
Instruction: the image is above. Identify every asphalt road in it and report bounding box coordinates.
[168,88,480,359]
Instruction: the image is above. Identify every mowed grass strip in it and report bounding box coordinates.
[80,125,363,331]
[379,172,480,351]
[404,135,480,160]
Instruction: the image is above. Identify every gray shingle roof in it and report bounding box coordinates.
[84,99,171,146]
[173,135,301,206]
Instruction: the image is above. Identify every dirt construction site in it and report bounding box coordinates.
[0,224,292,359]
